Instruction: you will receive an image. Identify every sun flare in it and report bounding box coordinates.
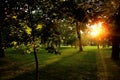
[90,21,103,37]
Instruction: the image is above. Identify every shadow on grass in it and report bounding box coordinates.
[99,48,120,80]
[8,49,97,80]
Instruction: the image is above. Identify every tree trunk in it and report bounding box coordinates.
[0,47,5,57]
[0,0,5,57]
[97,40,100,50]
[111,6,120,60]
[111,36,119,60]
[76,22,83,52]
[33,44,39,80]
[27,0,39,80]
[0,31,5,57]
[58,36,61,48]
[0,27,5,57]
[0,42,5,57]
[97,43,100,50]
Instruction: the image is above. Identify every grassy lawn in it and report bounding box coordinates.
[0,46,120,80]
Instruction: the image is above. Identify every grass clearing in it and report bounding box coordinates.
[0,46,120,80]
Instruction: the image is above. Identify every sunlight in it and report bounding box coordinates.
[90,21,103,37]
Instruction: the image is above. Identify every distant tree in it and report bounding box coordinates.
[59,0,88,51]
[55,19,77,46]
[40,20,61,54]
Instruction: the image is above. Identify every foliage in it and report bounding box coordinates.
[1,0,120,55]
[40,21,61,54]
[56,19,77,46]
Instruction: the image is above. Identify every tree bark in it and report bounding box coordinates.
[111,6,120,60]
[76,22,83,52]
[33,44,39,80]
[0,31,5,57]
[0,0,5,57]
[111,35,119,60]
[0,48,5,57]
[27,0,39,80]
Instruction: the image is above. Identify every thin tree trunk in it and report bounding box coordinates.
[76,22,83,52]
[0,32,5,57]
[33,44,39,80]
[58,36,61,48]
[97,40,100,50]
[27,0,39,80]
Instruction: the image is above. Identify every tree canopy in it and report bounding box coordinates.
[0,0,120,59]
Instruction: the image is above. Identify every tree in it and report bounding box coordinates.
[41,20,61,54]
[111,6,120,60]
[56,19,77,46]
[60,0,88,51]
[0,0,41,79]
[103,0,120,60]
[0,0,5,57]
[0,0,31,57]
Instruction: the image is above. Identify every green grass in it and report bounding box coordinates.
[0,46,120,80]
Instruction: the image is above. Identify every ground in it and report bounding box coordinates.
[0,46,120,80]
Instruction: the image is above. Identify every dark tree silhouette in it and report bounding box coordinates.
[0,0,6,57]
[111,6,120,60]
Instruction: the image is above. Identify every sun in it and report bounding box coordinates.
[90,21,103,37]
[91,31,98,37]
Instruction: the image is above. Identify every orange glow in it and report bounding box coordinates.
[90,21,103,37]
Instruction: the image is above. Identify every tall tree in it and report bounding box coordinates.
[111,6,120,60]
[104,0,120,60]
[0,0,7,57]
[60,0,88,51]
